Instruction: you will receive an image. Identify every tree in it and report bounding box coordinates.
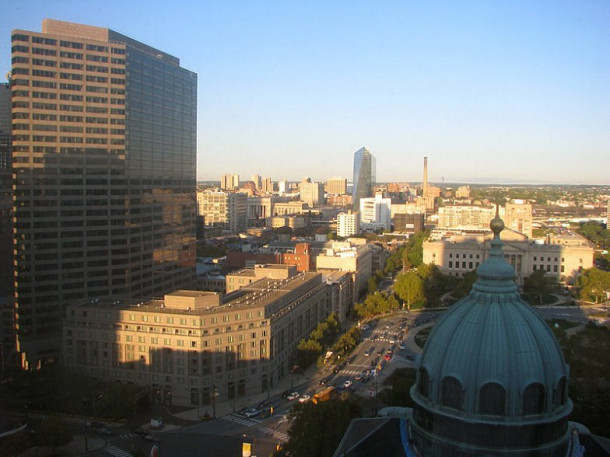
[281,399,361,457]
[454,269,478,299]
[0,432,33,457]
[578,268,610,303]
[523,269,549,304]
[394,272,426,308]
[36,416,73,455]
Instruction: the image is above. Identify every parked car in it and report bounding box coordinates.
[243,407,262,418]
[298,394,311,403]
[281,389,292,398]
[287,392,300,401]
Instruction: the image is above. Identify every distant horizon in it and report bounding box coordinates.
[2,1,609,185]
[197,179,610,188]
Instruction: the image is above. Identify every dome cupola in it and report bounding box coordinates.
[409,213,573,457]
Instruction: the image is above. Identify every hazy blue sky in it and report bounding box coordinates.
[2,1,609,184]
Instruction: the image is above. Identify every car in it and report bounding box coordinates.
[364,349,372,357]
[258,399,273,409]
[406,354,415,361]
[385,354,391,361]
[96,426,113,435]
[399,343,406,350]
[243,407,262,418]
[361,324,369,331]
[333,362,346,373]
[376,349,383,356]
[287,392,300,401]
[298,394,311,403]
[281,389,292,398]
[343,380,353,388]
[319,376,332,386]
[355,371,366,381]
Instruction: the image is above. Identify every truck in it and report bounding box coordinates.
[313,386,335,404]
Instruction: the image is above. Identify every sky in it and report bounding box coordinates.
[1,1,609,185]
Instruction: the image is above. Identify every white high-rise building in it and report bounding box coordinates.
[337,211,360,237]
[360,194,391,231]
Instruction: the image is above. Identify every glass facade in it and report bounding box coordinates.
[352,147,375,211]
[10,21,197,368]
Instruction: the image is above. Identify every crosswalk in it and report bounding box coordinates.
[118,433,136,440]
[104,445,134,457]
[258,426,288,442]
[221,413,262,427]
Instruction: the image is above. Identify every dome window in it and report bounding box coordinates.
[479,382,506,415]
[441,376,464,410]
[553,376,567,407]
[522,382,545,415]
[419,367,430,398]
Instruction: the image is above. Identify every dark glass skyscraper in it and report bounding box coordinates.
[352,147,375,211]
[10,19,198,368]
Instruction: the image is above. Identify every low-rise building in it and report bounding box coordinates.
[63,271,327,408]
[423,229,594,284]
[226,264,297,293]
[316,240,373,298]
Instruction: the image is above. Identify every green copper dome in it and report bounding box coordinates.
[409,216,573,457]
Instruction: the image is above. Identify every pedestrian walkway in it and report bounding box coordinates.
[258,426,288,442]
[221,413,261,427]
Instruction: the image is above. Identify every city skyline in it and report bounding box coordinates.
[1,1,609,185]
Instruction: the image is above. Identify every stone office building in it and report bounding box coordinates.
[63,271,327,408]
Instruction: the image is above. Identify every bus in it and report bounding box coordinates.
[313,386,335,404]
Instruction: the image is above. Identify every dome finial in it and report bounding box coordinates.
[490,204,504,238]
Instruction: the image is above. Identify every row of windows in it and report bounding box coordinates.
[449,253,481,259]
[12,101,124,115]
[448,261,480,270]
[419,370,568,416]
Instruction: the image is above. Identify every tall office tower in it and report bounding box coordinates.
[325,176,347,195]
[1,82,15,365]
[261,177,273,193]
[220,173,239,190]
[299,177,324,207]
[251,174,261,190]
[352,147,375,211]
[11,19,198,368]
[278,180,287,195]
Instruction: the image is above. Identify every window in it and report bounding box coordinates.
[418,368,430,398]
[554,377,567,407]
[522,383,545,415]
[479,383,506,415]
[441,376,463,410]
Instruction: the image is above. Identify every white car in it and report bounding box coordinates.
[287,392,300,401]
[399,343,406,350]
[343,380,353,388]
[298,394,311,403]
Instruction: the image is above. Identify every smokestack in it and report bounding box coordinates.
[423,156,428,195]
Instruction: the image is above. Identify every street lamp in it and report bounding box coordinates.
[211,385,219,418]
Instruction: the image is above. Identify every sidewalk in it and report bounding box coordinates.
[170,363,321,421]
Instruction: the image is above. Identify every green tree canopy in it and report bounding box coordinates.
[523,269,550,304]
[577,268,610,303]
[36,416,73,454]
[394,272,426,309]
[281,399,361,457]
